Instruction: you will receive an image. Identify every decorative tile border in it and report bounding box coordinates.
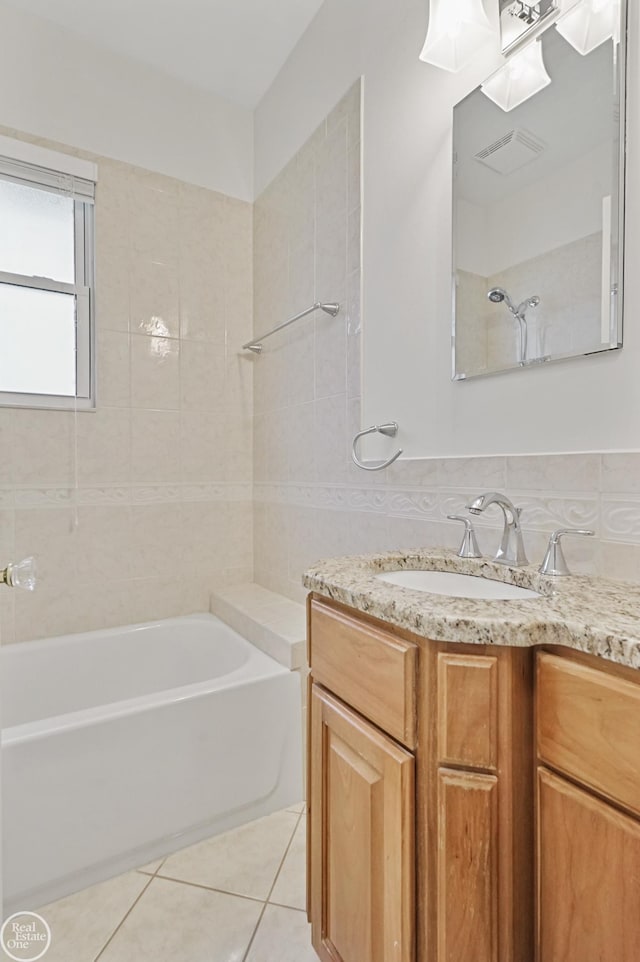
[3,483,253,509]
[602,498,640,542]
[254,483,600,529]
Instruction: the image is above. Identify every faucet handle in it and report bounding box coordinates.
[539,529,595,577]
[447,515,482,559]
[1,557,37,591]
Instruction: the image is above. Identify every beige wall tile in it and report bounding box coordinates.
[130,333,180,411]
[180,341,226,412]
[602,454,640,494]
[131,410,181,483]
[97,330,130,408]
[0,409,15,485]
[180,413,228,482]
[3,133,253,643]
[77,408,131,485]
[129,504,185,580]
[74,505,133,584]
[130,256,180,340]
[95,241,131,333]
[13,411,73,486]
[506,453,601,492]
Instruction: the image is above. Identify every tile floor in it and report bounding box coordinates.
[18,803,315,962]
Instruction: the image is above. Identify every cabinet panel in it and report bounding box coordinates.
[537,767,640,962]
[537,652,640,816]
[437,653,498,770]
[437,768,499,962]
[309,598,417,748]
[309,684,415,962]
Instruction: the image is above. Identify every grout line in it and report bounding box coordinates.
[92,873,154,962]
[149,873,267,905]
[240,809,304,962]
[268,901,307,913]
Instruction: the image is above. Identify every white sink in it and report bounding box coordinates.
[375,569,541,600]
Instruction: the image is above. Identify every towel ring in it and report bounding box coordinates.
[351,422,403,472]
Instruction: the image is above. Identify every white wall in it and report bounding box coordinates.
[255,0,640,457]
[0,2,254,201]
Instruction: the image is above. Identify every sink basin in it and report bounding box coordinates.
[375,569,541,600]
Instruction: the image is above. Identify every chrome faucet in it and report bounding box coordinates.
[466,492,529,567]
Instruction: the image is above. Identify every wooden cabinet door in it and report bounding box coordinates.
[309,684,415,962]
[537,767,640,962]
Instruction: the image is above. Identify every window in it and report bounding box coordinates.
[0,136,97,409]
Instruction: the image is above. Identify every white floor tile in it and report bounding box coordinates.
[158,810,298,900]
[97,877,262,962]
[245,904,317,962]
[30,872,149,962]
[285,802,305,814]
[270,816,306,910]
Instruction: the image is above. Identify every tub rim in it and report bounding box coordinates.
[2,613,290,745]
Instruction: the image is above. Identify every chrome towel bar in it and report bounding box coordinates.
[243,302,340,354]
[352,422,403,472]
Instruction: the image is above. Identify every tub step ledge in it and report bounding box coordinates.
[210,583,306,670]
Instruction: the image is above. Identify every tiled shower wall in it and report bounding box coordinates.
[253,81,640,604]
[0,127,253,644]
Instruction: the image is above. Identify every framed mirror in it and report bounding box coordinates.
[452,1,626,380]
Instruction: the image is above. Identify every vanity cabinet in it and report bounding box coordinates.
[307,596,534,962]
[306,584,640,962]
[535,652,640,962]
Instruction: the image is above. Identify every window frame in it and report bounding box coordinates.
[0,141,97,411]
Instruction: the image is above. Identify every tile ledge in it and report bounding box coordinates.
[210,583,306,670]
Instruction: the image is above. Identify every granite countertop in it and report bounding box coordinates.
[303,548,640,671]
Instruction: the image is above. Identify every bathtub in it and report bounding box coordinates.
[1,613,303,914]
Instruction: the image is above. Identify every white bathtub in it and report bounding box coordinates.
[1,614,302,914]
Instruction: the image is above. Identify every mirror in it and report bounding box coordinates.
[452,9,625,380]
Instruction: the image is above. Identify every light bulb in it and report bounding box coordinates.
[419,0,495,73]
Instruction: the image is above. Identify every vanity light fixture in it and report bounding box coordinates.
[419,0,494,72]
[555,0,620,55]
[481,38,551,110]
[500,0,560,53]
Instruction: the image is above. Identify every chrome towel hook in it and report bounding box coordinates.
[351,422,403,472]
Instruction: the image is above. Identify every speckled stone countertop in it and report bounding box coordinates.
[303,549,640,671]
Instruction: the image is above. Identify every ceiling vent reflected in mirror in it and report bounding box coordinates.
[474,127,546,175]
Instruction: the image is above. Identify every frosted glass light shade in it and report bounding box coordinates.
[419,0,494,72]
[556,0,619,55]
[481,40,552,112]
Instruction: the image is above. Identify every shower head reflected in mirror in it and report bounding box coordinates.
[487,287,540,319]
[487,287,541,365]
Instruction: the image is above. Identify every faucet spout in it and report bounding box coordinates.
[465,491,529,567]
